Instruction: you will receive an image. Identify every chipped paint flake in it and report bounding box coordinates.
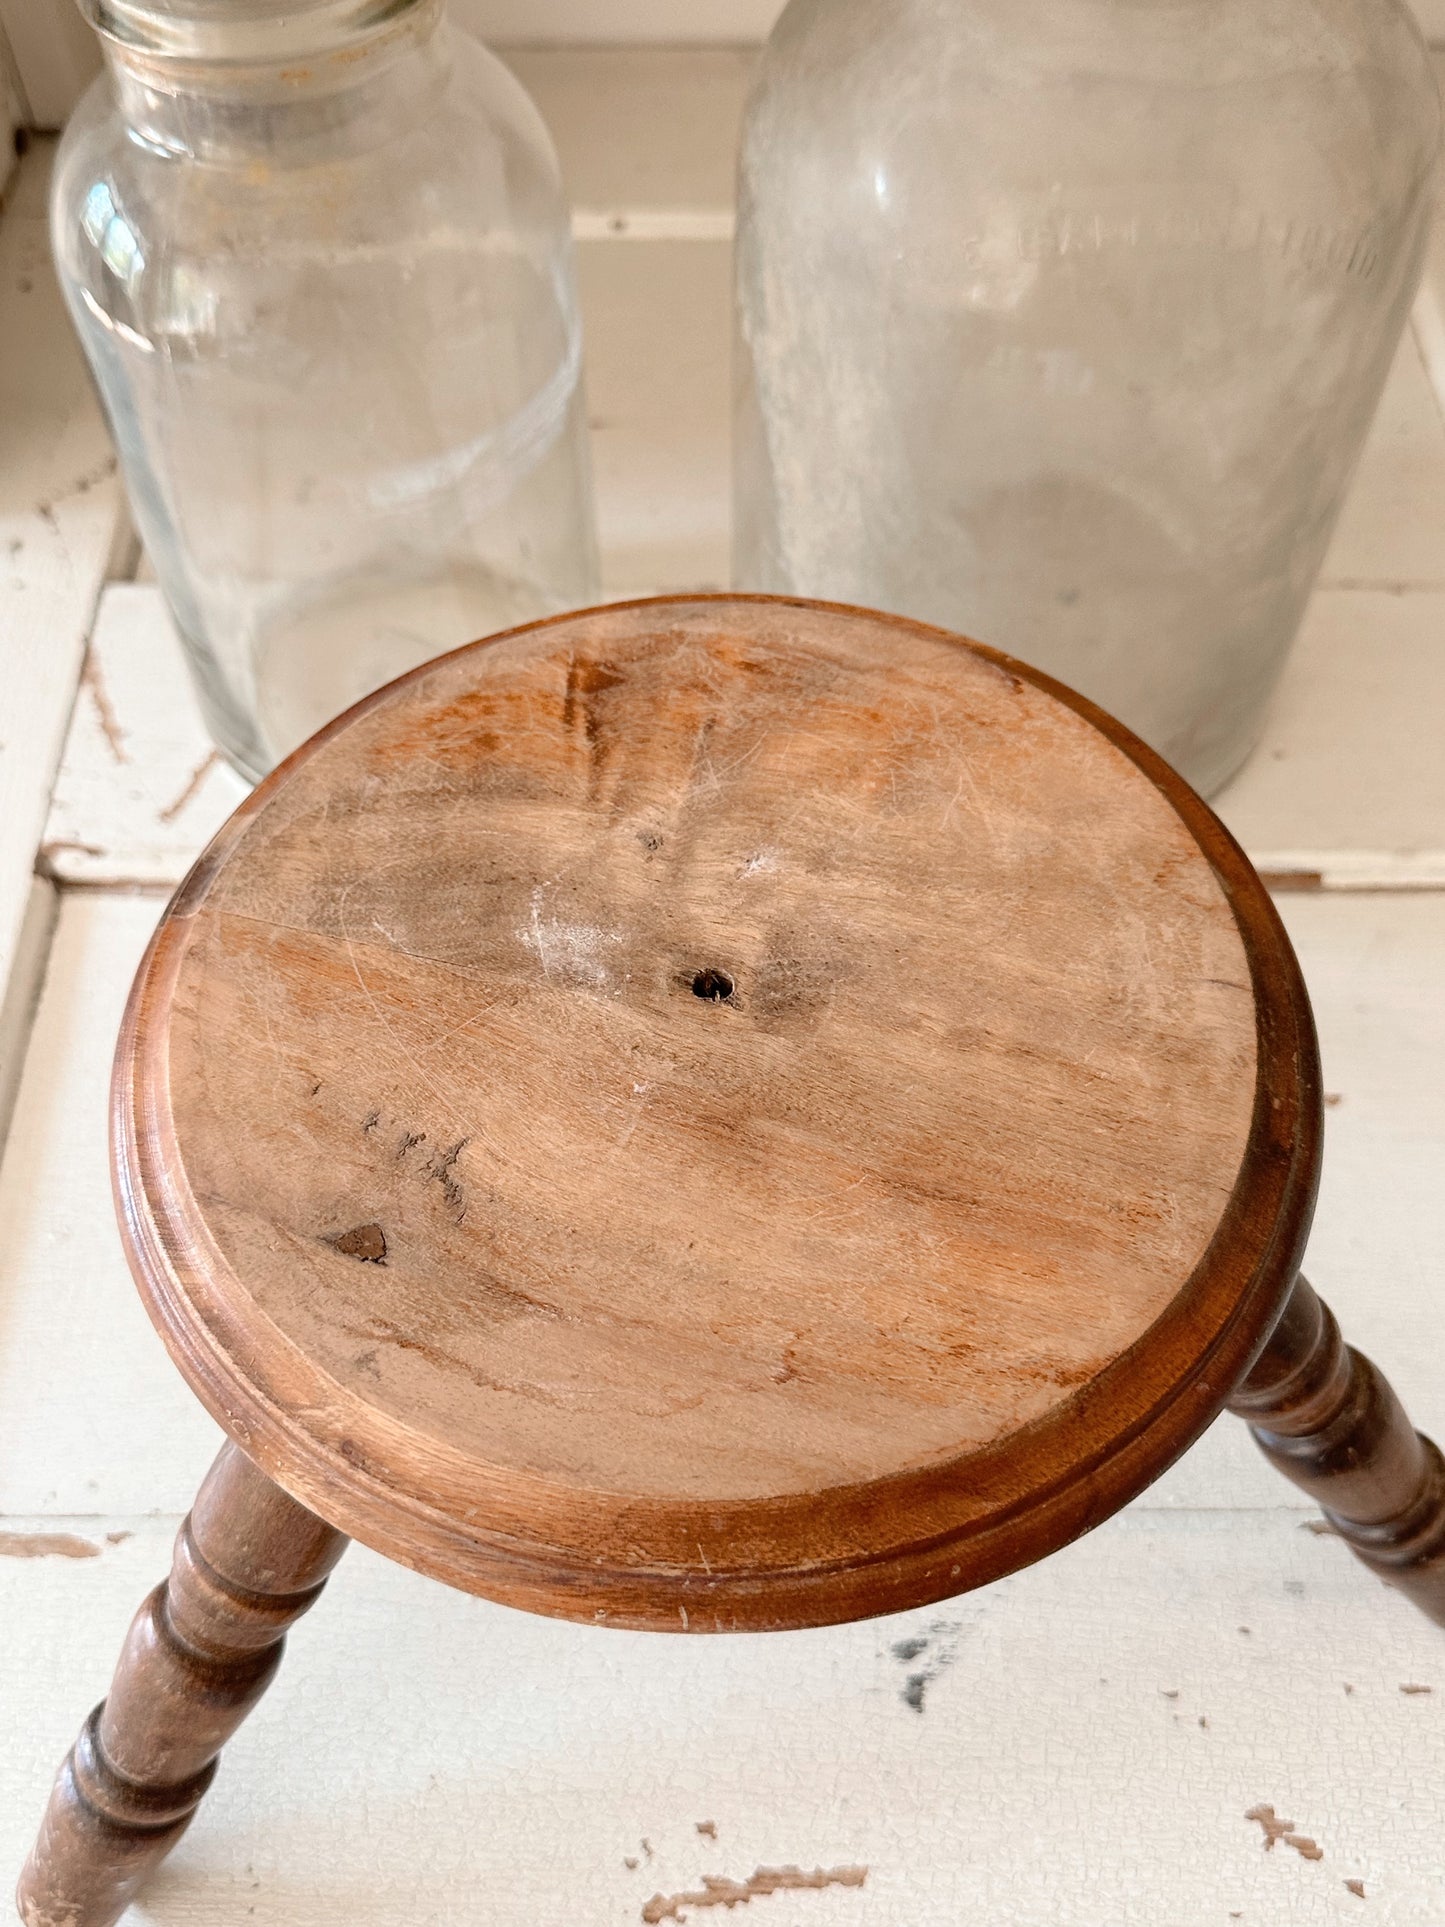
[1245,1805,1325,1861]
[641,1865,866,1924]
[157,747,221,823]
[81,649,128,763]
[0,1531,100,1559]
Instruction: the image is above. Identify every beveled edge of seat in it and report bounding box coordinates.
[109,595,1323,1633]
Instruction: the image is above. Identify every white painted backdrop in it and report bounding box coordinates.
[4,0,1444,129]
[467,0,1445,37]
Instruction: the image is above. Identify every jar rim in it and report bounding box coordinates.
[81,0,429,63]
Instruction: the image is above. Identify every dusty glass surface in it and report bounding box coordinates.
[734,0,1440,795]
[53,0,598,779]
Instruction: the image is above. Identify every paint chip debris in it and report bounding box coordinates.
[82,650,129,763]
[0,1532,100,1559]
[158,747,221,823]
[641,1865,867,1924]
[1245,1806,1323,1861]
[1246,1804,1293,1850]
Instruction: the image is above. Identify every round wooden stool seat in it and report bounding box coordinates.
[115,595,1318,1631]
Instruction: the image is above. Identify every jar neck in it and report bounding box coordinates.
[93,0,448,162]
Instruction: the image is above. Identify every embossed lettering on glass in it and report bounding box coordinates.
[733,0,1440,795]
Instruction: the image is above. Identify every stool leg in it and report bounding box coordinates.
[1229,1273,1445,1625]
[17,1444,348,1927]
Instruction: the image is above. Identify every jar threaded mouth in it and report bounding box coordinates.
[82,0,430,64]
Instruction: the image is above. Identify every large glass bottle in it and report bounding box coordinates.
[53,0,598,779]
[734,0,1440,795]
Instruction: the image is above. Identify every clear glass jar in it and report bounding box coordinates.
[53,0,598,780]
[734,0,1440,796]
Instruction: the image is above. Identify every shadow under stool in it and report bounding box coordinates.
[18,594,1445,1927]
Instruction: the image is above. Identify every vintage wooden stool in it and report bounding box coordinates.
[18,595,1445,1927]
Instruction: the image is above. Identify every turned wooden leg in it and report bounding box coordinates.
[1230,1274,1445,1625]
[18,1445,348,1927]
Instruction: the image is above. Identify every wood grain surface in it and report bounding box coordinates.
[114,596,1319,1629]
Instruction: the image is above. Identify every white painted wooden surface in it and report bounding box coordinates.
[0,895,225,1519]
[0,141,125,1109]
[467,0,785,41]
[480,0,1445,54]
[42,588,250,889]
[0,875,56,1158]
[1318,327,1445,590]
[5,42,1445,1927]
[508,47,753,227]
[5,1510,1444,1925]
[580,238,732,595]
[1213,589,1445,888]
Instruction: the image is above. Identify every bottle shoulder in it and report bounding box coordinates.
[741,0,1440,228]
[746,0,1441,149]
[52,26,570,288]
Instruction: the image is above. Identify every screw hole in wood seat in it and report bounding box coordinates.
[691,967,735,1002]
